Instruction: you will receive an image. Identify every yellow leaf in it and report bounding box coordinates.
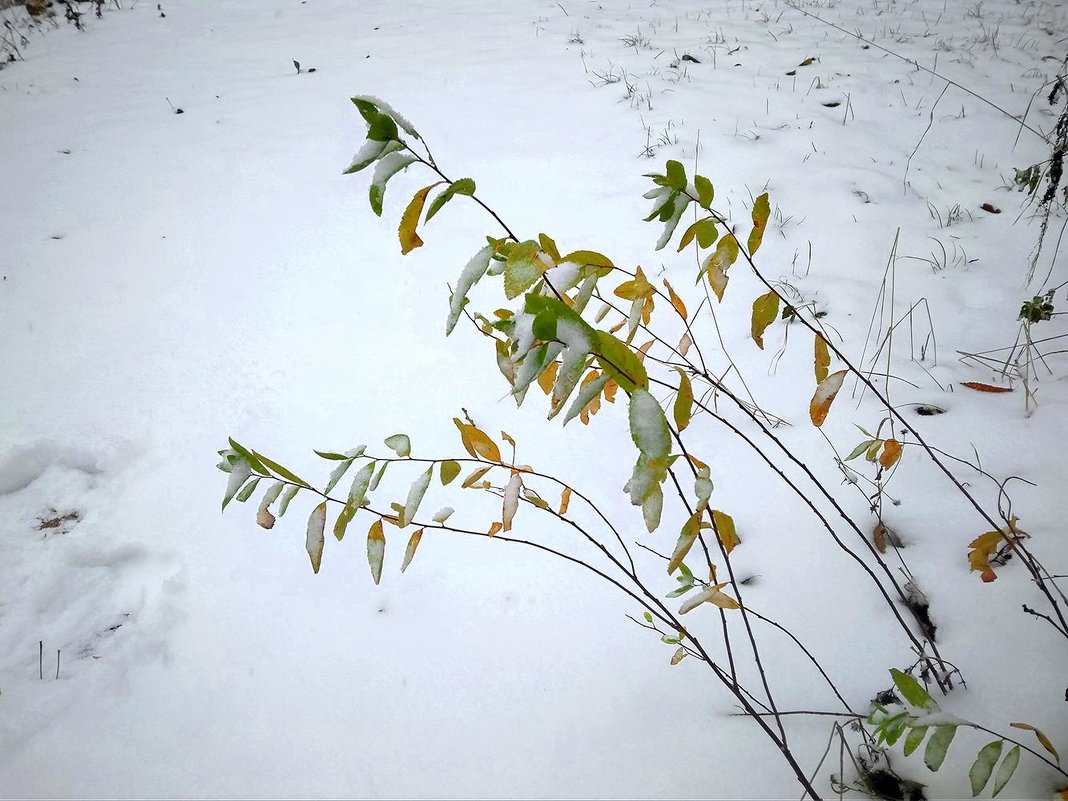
[814,333,830,384]
[366,518,385,585]
[398,184,436,255]
[707,584,741,610]
[537,360,560,395]
[663,279,688,320]
[607,318,626,334]
[748,192,770,255]
[673,368,694,432]
[705,235,738,301]
[679,582,740,614]
[453,417,477,458]
[501,430,516,448]
[641,294,654,325]
[711,509,740,555]
[487,521,503,537]
[462,465,493,488]
[751,291,780,350]
[880,439,902,469]
[1010,723,1060,763]
[809,370,847,427]
[968,530,1004,582]
[613,266,654,301]
[464,424,501,462]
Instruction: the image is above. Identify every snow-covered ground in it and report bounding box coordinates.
[1,0,1066,798]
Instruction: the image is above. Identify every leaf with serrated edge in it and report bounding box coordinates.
[810,370,847,427]
[306,503,326,574]
[991,744,1020,797]
[369,152,418,216]
[446,245,494,335]
[398,184,436,255]
[400,528,423,572]
[970,740,1004,797]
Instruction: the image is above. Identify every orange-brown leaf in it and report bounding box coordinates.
[809,370,847,427]
[968,530,1004,582]
[487,521,503,537]
[1010,723,1061,763]
[961,382,1013,393]
[880,439,902,469]
[559,487,572,515]
[663,278,688,320]
[538,360,560,395]
[873,522,888,554]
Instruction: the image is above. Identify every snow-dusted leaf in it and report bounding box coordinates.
[347,462,376,508]
[400,467,433,527]
[431,507,454,523]
[384,434,411,457]
[668,513,704,574]
[670,647,687,665]
[548,338,591,420]
[370,461,389,491]
[704,235,738,301]
[324,458,355,494]
[562,371,608,426]
[366,519,385,584]
[679,583,740,614]
[810,370,847,427]
[256,481,285,529]
[502,471,522,532]
[462,465,493,488]
[991,745,1020,797]
[630,390,671,459]
[924,725,957,771]
[369,152,418,216]
[343,138,393,175]
[306,502,327,574]
[222,457,253,511]
[503,241,545,300]
[969,740,1003,797]
[642,484,663,532]
[446,245,494,335]
[234,476,260,503]
[277,485,300,517]
[400,528,423,573]
[350,95,421,140]
[751,291,780,350]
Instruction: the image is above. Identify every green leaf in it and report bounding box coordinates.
[673,368,693,431]
[440,460,461,485]
[668,513,703,573]
[252,451,312,488]
[306,502,326,574]
[643,611,654,623]
[370,460,389,491]
[333,503,357,541]
[969,740,1003,797]
[538,233,561,264]
[314,450,351,461]
[991,745,1019,797]
[343,138,397,175]
[401,528,423,573]
[903,725,929,757]
[350,95,421,140]
[369,152,418,216]
[366,519,385,585]
[446,245,494,336]
[384,434,411,457]
[548,342,592,420]
[924,725,957,772]
[424,178,476,222]
[750,291,780,350]
[400,467,433,527]
[890,668,939,712]
[277,485,300,517]
[665,160,687,191]
[846,439,876,461]
[694,175,714,209]
[503,241,546,300]
[227,438,270,475]
[655,193,690,251]
[593,330,648,393]
[677,218,719,253]
[525,294,595,342]
[558,250,615,269]
[235,476,261,503]
[399,184,437,255]
[642,484,664,532]
[748,192,770,255]
[629,389,671,459]
[366,110,399,142]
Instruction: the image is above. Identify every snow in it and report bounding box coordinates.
[1,0,1067,798]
